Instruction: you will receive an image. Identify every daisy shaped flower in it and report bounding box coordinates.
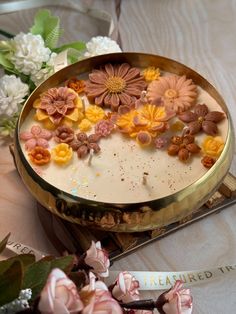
[178,103,225,135]
[147,75,197,113]
[70,132,101,159]
[20,125,52,150]
[85,63,146,111]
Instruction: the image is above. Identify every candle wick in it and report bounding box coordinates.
[142,172,149,185]
[88,151,93,166]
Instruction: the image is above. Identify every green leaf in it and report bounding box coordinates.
[0,52,14,70]
[0,40,13,52]
[0,254,35,276]
[30,9,62,49]
[23,255,74,300]
[0,233,11,254]
[53,41,86,53]
[0,260,22,306]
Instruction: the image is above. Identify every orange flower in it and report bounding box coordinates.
[142,66,160,82]
[201,136,224,158]
[66,78,85,94]
[28,146,51,165]
[147,75,197,113]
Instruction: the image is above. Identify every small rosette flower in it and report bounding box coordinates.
[112,271,140,303]
[51,143,73,164]
[28,146,51,165]
[20,125,52,150]
[38,268,84,314]
[84,241,110,277]
[201,136,224,158]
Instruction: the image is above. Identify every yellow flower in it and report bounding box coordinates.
[51,143,73,164]
[78,118,92,132]
[85,105,105,123]
[201,136,224,158]
[170,120,185,132]
[142,66,160,82]
[116,110,138,135]
[33,88,84,130]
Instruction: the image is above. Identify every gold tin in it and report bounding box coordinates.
[14,53,235,232]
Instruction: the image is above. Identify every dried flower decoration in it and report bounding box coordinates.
[85,63,146,111]
[54,125,74,143]
[147,75,197,114]
[78,118,92,132]
[20,125,52,150]
[66,77,86,94]
[85,105,105,123]
[51,143,73,164]
[201,135,224,158]
[201,155,216,168]
[33,87,84,129]
[167,135,201,162]
[28,146,51,165]
[178,103,225,135]
[142,66,160,82]
[70,132,101,158]
[95,119,114,137]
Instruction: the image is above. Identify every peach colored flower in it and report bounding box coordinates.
[20,125,52,150]
[84,241,110,277]
[66,77,86,94]
[33,87,84,129]
[142,66,160,82]
[147,75,197,114]
[28,146,51,165]
[51,143,73,164]
[95,119,114,137]
[85,63,146,111]
[156,280,193,314]
[38,268,84,314]
[112,271,140,303]
[201,135,224,158]
[54,125,74,144]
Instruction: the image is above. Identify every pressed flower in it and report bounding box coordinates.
[178,103,225,135]
[54,125,74,143]
[20,125,52,150]
[147,75,197,113]
[28,146,51,165]
[33,87,84,129]
[85,105,105,123]
[95,119,114,137]
[167,134,201,162]
[79,118,92,132]
[201,136,224,158]
[142,66,160,82]
[85,63,146,111]
[70,132,101,159]
[66,77,86,94]
[51,143,73,164]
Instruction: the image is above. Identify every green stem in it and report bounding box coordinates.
[0,29,14,39]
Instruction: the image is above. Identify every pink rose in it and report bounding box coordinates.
[81,273,122,314]
[84,241,110,277]
[157,280,193,314]
[112,271,140,303]
[38,268,83,314]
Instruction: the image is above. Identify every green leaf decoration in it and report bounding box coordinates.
[0,260,22,306]
[0,52,14,70]
[53,41,86,54]
[30,9,62,49]
[23,255,74,300]
[0,40,13,52]
[0,254,35,276]
[0,233,11,254]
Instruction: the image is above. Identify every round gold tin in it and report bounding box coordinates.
[14,53,234,232]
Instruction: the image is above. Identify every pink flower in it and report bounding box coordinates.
[84,241,110,277]
[112,271,140,303]
[157,280,193,314]
[95,119,114,137]
[20,125,52,150]
[154,136,168,149]
[81,276,122,314]
[38,268,84,314]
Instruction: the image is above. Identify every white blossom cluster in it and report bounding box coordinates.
[0,289,32,314]
[84,36,122,58]
[0,75,29,118]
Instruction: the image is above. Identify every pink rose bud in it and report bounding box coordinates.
[84,241,110,277]
[38,268,84,314]
[112,271,140,303]
[156,280,193,314]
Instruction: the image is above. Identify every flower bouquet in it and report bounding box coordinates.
[0,9,121,137]
[0,234,193,314]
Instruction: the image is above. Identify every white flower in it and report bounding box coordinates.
[0,75,29,117]
[84,36,121,58]
[0,288,32,313]
[9,32,51,75]
[31,52,57,86]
